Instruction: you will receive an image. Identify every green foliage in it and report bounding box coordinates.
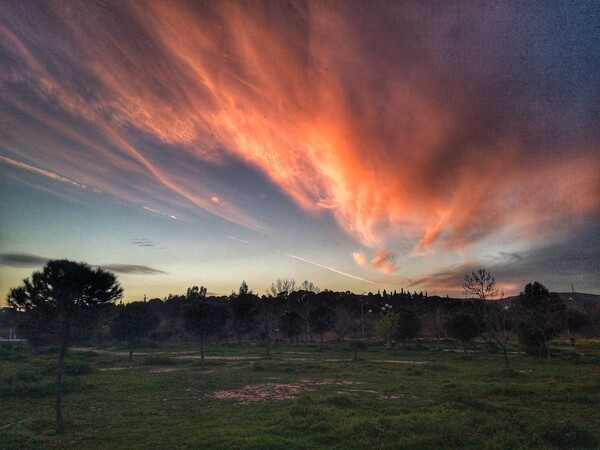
[445,313,479,349]
[515,282,567,357]
[183,301,229,339]
[111,302,160,345]
[7,260,123,346]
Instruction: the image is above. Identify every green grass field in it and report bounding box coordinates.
[1,340,599,449]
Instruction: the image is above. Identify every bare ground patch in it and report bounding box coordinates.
[175,355,263,361]
[211,383,307,404]
[211,379,412,404]
[148,367,179,373]
[369,359,429,365]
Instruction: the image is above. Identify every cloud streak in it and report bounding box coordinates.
[0,252,168,275]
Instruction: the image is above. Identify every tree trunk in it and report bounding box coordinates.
[200,336,205,370]
[503,343,509,369]
[55,345,67,434]
[129,340,133,362]
[320,331,323,350]
[463,341,467,355]
[435,307,441,350]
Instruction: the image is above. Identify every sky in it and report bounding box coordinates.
[1,0,599,304]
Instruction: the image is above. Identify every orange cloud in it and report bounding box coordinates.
[352,252,367,267]
[371,249,399,274]
[1,1,598,257]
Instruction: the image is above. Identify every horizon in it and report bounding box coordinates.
[1,1,599,305]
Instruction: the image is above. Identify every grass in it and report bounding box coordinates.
[1,339,599,449]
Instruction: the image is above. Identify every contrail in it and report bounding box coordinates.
[143,206,178,220]
[283,253,377,285]
[0,155,85,188]
[228,235,249,244]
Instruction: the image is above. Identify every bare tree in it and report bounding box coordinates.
[463,268,499,300]
[484,295,517,368]
[268,278,297,298]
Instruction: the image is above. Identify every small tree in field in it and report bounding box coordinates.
[111,301,159,361]
[7,260,123,434]
[463,268,498,300]
[484,299,517,368]
[229,281,258,343]
[445,313,480,354]
[183,301,229,369]
[515,282,566,359]
[395,308,421,345]
[312,305,335,348]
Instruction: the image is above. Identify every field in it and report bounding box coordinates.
[1,340,599,449]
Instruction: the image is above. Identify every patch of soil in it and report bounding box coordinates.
[369,360,429,364]
[99,367,128,372]
[148,367,179,373]
[211,383,305,404]
[175,355,263,361]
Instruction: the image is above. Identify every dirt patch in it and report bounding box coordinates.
[148,367,179,373]
[99,367,128,372]
[369,359,429,365]
[300,379,366,386]
[175,355,263,361]
[333,388,406,400]
[211,383,306,404]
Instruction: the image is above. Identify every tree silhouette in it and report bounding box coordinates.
[111,301,159,361]
[183,301,229,369]
[445,313,479,354]
[229,281,258,343]
[268,278,296,298]
[7,260,122,434]
[515,282,566,359]
[395,308,421,344]
[280,310,303,344]
[312,305,335,348]
[463,268,499,300]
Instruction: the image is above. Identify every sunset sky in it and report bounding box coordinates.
[1,1,599,304]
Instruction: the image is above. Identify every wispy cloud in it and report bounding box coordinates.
[1,2,598,265]
[130,238,156,247]
[0,252,168,275]
[0,252,48,267]
[371,249,399,274]
[283,253,376,285]
[97,264,168,275]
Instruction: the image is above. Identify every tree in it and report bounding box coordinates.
[445,313,480,354]
[280,310,303,344]
[395,308,421,344]
[229,282,258,343]
[111,301,160,361]
[7,260,122,434]
[186,285,207,300]
[312,305,335,348]
[183,301,229,369]
[463,268,499,300]
[268,278,296,298]
[515,282,566,359]
[484,299,517,368]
